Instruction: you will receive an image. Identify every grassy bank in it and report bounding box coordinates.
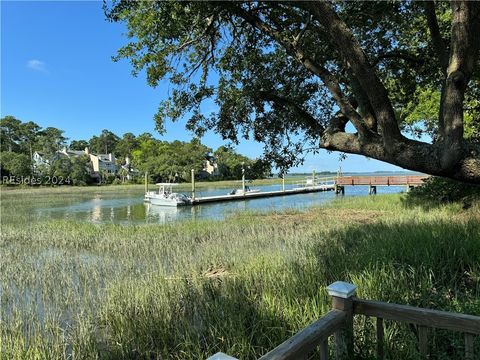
[1,193,479,359]
[0,175,312,194]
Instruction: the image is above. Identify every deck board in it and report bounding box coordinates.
[192,185,335,204]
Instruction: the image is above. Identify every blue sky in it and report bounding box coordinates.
[1,0,407,173]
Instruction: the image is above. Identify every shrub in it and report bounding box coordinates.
[406,176,480,203]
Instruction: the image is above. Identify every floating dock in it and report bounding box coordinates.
[191,185,335,205]
[144,174,429,207]
[190,175,429,204]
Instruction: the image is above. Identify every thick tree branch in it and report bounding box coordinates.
[424,1,449,71]
[321,131,480,184]
[299,0,402,143]
[440,1,480,169]
[321,131,364,154]
[223,3,371,138]
[324,113,349,135]
[424,1,449,142]
[348,76,377,133]
[292,14,311,46]
[373,50,425,67]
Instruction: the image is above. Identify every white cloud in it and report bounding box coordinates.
[27,59,47,72]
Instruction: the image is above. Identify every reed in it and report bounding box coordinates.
[1,190,479,359]
[0,176,307,195]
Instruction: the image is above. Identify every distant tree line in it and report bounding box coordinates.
[0,115,271,185]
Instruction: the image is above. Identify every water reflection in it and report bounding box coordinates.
[145,203,181,224]
[35,185,407,225]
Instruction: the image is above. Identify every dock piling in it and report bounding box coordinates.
[335,184,345,195]
[242,162,245,195]
[191,169,196,201]
[144,172,148,194]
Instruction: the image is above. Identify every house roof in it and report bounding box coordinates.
[97,154,112,161]
[66,150,86,156]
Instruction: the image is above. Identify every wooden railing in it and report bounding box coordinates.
[208,281,480,360]
[336,175,429,186]
[354,298,480,359]
[258,310,346,360]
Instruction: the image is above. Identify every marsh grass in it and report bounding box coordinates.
[0,190,479,359]
[0,176,303,195]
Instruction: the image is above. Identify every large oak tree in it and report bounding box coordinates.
[105,1,480,183]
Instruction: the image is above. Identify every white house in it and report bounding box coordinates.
[202,158,219,176]
[85,148,117,175]
[119,156,138,180]
[33,147,119,176]
[33,151,50,168]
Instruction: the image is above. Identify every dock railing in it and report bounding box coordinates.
[293,176,337,189]
[208,281,480,360]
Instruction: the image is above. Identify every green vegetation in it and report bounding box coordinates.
[1,190,479,359]
[105,1,480,183]
[405,176,480,205]
[0,116,270,185]
[0,152,32,177]
[0,175,315,196]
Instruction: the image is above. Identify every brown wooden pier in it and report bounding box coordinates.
[334,175,429,195]
[190,175,429,204]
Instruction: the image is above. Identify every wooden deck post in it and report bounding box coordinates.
[207,352,238,360]
[418,325,428,356]
[327,281,357,360]
[464,333,474,360]
[376,317,385,360]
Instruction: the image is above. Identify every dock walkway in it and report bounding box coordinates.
[191,185,334,205]
[145,175,429,206]
[336,175,427,186]
[191,175,428,204]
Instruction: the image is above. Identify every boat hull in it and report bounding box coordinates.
[228,189,261,195]
[149,195,190,207]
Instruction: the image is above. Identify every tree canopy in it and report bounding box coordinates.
[88,129,120,154]
[1,116,267,184]
[214,145,271,180]
[105,0,480,183]
[132,138,211,181]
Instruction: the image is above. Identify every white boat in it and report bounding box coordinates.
[228,186,261,196]
[292,176,336,191]
[145,183,191,207]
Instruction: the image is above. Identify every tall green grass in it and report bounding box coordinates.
[1,191,479,359]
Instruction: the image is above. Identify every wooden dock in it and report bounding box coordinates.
[334,175,429,195]
[145,174,429,206]
[191,185,335,205]
[336,175,428,186]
